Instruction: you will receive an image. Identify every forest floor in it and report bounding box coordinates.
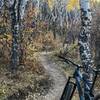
[0,51,80,100]
[43,51,79,100]
[0,51,99,100]
[0,51,67,100]
[0,52,54,100]
[38,52,67,100]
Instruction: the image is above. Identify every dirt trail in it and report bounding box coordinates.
[39,52,67,100]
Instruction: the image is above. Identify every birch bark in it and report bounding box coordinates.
[79,0,93,95]
[10,0,21,72]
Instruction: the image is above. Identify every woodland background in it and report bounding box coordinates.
[0,0,100,100]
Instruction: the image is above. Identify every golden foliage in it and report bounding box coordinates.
[67,0,100,11]
[48,0,54,10]
[27,31,59,52]
[67,0,79,11]
[23,28,34,33]
[0,34,12,41]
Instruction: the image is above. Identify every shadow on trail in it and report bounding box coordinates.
[7,86,33,100]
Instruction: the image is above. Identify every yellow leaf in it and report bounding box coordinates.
[48,0,54,10]
[34,8,40,16]
[6,34,12,41]
[67,0,80,11]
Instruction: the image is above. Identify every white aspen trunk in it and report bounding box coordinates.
[79,0,93,72]
[79,0,94,97]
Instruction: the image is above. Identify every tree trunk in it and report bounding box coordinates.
[95,38,100,69]
[79,0,93,95]
[10,0,21,73]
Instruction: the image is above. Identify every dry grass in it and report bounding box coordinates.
[32,31,61,51]
[0,55,53,100]
[0,43,53,100]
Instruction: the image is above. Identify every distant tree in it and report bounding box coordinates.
[9,0,22,73]
[92,8,100,69]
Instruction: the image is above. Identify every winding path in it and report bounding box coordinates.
[39,52,67,100]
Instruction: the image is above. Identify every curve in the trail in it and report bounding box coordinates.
[39,52,67,100]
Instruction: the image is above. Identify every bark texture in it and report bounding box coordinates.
[79,0,93,72]
[95,39,100,69]
[10,0,21,72]
[79,0,93,93]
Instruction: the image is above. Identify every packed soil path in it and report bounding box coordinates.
[39,52,67,100]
